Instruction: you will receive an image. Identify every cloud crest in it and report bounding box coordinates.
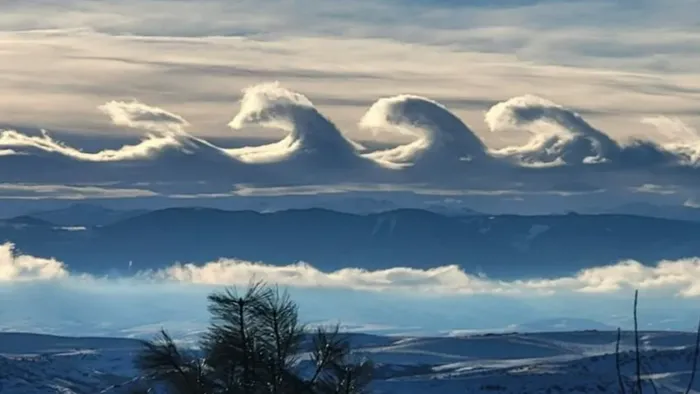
[360,94,488,166]
[228,82,367,166]
[484,95,678,168]
[2,83,700,196]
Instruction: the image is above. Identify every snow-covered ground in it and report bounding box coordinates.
[1,330,699,394]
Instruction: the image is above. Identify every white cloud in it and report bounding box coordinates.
[0,128,183,161]
[156,257,700,298]
[1,0,700,145]
[4,241,700,299]
[0,243,68,281]
[360,94,487,166]
[632,184,678,195]
[226,184,604,197]
[98,100,189,135]
[0,184,158,199]
[227,82,365,164]
[2,0,700,208]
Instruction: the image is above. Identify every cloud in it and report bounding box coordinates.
[632,184,678,195]
[0,184,158,199]
[5,241,700,336]
[0,128,182,162]
[228,82,369,167]
[153,257,700,299]
[0,85,699,205]
[98,100,189,135]
[2,1,700,208]
[4,241,700,299]
[0,243,68,281]
[484,94,677,168]
[359,94,488,167]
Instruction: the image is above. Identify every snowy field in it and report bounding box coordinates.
[1,330,699,394]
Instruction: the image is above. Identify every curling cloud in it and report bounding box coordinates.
[484,95,678,168]
[228,82,366,166]
[485,95,622,166]
[0,101,236,164]
[359,94,488,166]
[0,128,182,162]
[0,101,258,186]
[97,100,234,157]
[99,100,190,135]
[0,101,193,162]
[641,116,700,166]
[2,84,700,197]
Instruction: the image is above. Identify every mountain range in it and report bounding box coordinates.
[3,206,700,278]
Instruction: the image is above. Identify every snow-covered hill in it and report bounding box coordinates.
[1,330,699,394]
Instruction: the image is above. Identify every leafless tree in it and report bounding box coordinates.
[616,290,700,394]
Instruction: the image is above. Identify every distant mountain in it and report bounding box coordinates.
[591,202,700,222]
[15,199,480,226]
[25,203,147,226]
[2,208,700,279]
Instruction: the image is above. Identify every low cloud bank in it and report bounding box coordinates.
[3,242,700,298]
[3,242,700,337]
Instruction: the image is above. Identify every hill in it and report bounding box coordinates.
[2,208,700,278]
[1,330,698,393]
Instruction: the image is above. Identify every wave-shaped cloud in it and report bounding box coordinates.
[2,83,700,196]
[485,95,680,168]
[0,127,183,162]
[99,100,190,135]
[641,116,700,166]
[98,100,240,161]
[0,101,256,185]
[4,242,700,299]
[228,82,368,168]
[359,95,489,167]
[0,101,240,164]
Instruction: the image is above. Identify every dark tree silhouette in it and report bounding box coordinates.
[134,281,373,394]
[616,290,700,394]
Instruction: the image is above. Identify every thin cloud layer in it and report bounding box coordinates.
[4,242,700,299]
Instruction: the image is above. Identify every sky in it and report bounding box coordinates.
[2,0,700,210]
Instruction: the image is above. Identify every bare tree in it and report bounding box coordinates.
[135,281,373,394]
[616,290,700,394]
